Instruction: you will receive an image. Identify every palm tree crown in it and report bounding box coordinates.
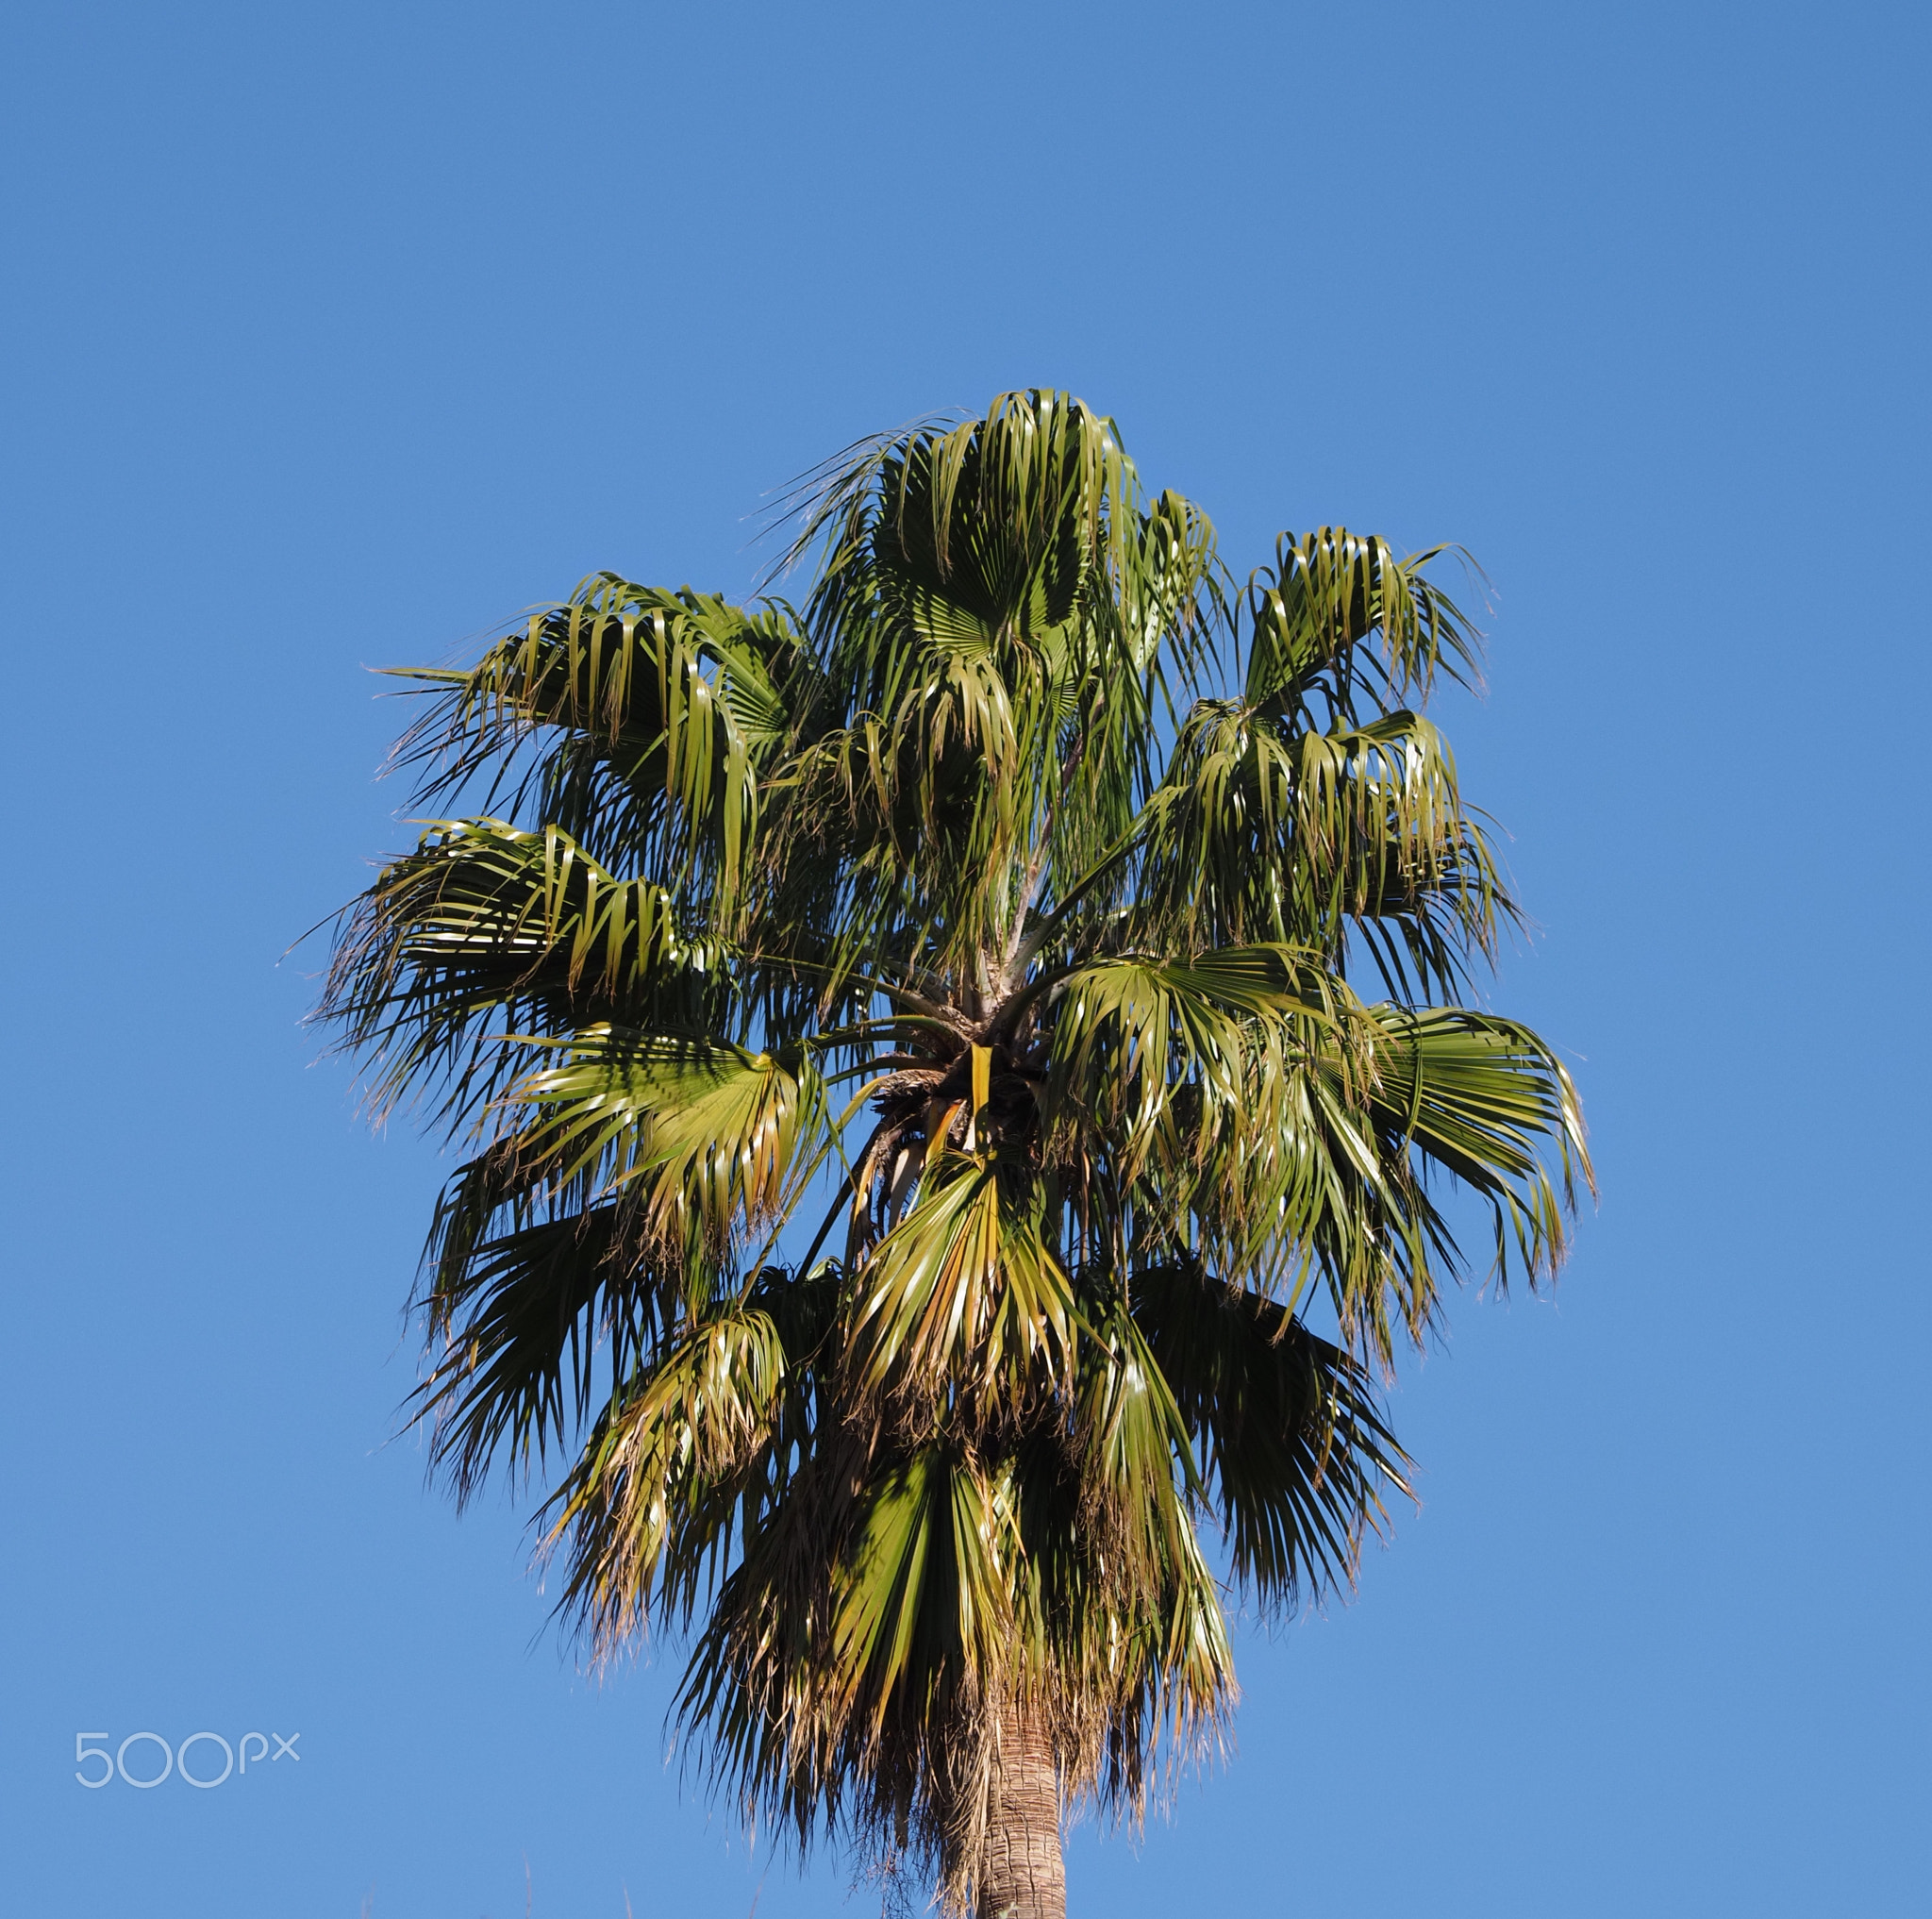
[321,391,1589,1917]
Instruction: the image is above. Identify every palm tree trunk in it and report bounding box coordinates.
[976,1704,1065,1919]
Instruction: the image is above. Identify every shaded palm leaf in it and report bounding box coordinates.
[1133,1260,1408,1605]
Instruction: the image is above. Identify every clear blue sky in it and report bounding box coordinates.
[2,3,1926,1914]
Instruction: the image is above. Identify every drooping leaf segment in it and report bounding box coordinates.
[321,392,1589,1917]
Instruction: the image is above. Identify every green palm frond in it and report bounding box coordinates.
[822,1447,1018,1727]
[503,1027,827,1273]
[850,1151,1076,1410]
[317,390,1590,1914]
[1132,670,1514,995]
[409,1205,680,1507]
[1074,1300,1233,1707]
[1363,1004,1591,1284]
[319,814,735,1126]
[1134,1260,1408,1605]
[765,392,1224,992]
[1042,943,1347,1166]
[1242,527,1482,720]
[545,1297,795,1647]
[388,574,816,905]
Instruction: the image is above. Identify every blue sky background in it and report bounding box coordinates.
[2,3,1927,1914]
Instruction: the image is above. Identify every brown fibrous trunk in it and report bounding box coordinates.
[975,1704,1065,1919]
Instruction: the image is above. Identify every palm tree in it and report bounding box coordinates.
[320,391,1589,1919]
